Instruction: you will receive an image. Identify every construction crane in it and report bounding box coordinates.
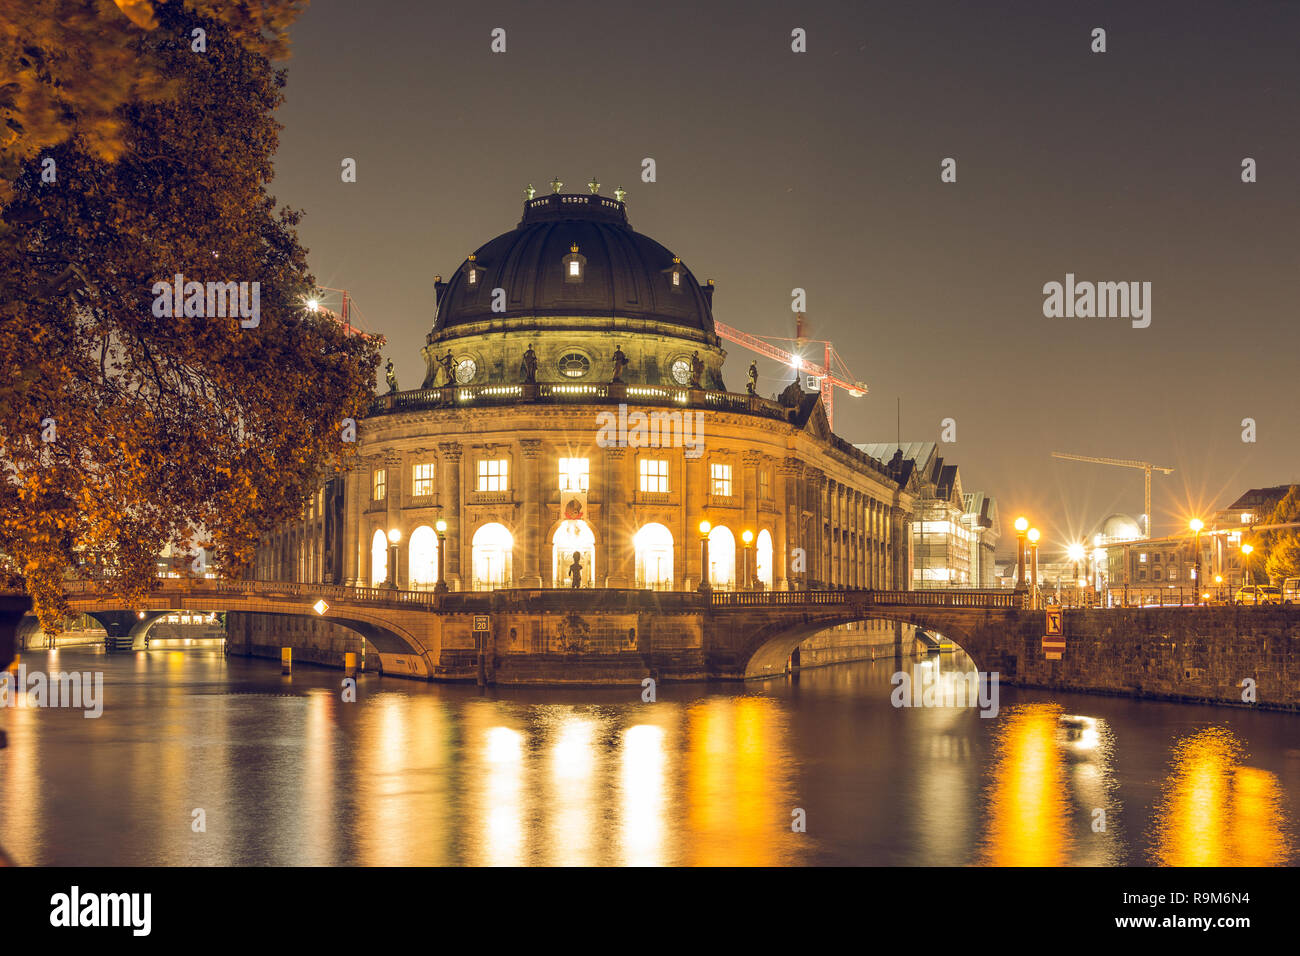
[712,313,867,429]
[1050,452,1175,538]
[305,287,381,340]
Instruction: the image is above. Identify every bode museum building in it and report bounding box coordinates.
[232,185,994,678]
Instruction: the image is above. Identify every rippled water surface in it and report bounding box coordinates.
[1,646,1296,865]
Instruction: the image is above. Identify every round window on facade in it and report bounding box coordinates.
[558,352,591,378]
[670,358,691,385]
[455,357,477,384]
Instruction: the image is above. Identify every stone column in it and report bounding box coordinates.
[781,457,802,589]
[384,450,402,587]
[806,468,825,588]
[519,439,543,588]
[684,448,706,589]
[603,446,630,587]
[439,441,463,590]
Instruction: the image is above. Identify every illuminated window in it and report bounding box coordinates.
[758,469,771,500]
[634,523,674,590]
[478,458,508,492]
[558,352,590,378]
[559,457,589,492]
[1169,568,1178,580]
[1241,512,1253,524]
[1139,553,1147,563]
[640,458,668,493]
[372,468,387,501]
[562,243,586,283]
[711,463,732,497]
[412,462,435,497]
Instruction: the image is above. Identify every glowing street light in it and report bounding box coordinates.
[1014,516,1029,591]
[385,527,401,589]
[698,520,712,593]
[1240,542,1254,591]
[742,529,754,591]
[1027,527,1041,592]
[434,518,449,594]
[1189,518,1204,605]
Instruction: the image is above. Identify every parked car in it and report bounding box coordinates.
[1235,584,1282,605]
[1283,577,1300,604]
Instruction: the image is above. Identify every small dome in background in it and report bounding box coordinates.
[1097,513,1143,542]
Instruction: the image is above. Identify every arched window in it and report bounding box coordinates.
[472,522,514,590]
[370,529,388,587]
[756,529,774,590]
[552,520,596,588]
[634,523,674,590]
[409,525,439,591]
[707,525,736,591]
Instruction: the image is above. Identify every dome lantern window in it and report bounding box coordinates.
[662,256,686,294]
[562,242,587,284]
[464,254,482,287]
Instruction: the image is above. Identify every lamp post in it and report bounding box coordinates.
[434,518,449,594]
[1189,518,1204,606]
[386,527,401,589]
[741,529,754,591]
[1028,527,1041,608]
[698,520,712,592]
[1240,543,1253,593]
[1067,543,1085,606]
[1014,516,1029,591]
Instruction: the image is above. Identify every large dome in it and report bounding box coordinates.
[430,192,716,336]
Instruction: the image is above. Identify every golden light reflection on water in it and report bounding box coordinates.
[620,723,668,866]
[685,696,796,865]
[979,703,1073,866]
[1152,727,1291,866]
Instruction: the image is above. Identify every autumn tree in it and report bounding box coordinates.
[0,1,380,631]
[1262,485,1300,584]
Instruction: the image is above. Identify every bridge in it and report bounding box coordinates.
[7,579,1297,707]
[41,578,1029,683]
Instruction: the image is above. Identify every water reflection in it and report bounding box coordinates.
[0,649,1297,866]
[1152,727,1291,866]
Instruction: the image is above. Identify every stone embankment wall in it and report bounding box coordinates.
[1005,606,1299,711]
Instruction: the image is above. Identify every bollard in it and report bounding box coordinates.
[344,651,357,678]
[281,647,292,675]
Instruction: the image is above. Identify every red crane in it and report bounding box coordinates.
[306,287,381,340]
[712,313,866,429]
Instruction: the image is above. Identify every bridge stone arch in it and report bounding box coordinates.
[62,594,435,665]
[715,605,1019,680]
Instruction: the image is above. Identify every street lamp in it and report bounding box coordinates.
[386,527,401,589]
[1240,542,1254,592]
[1189,518,1204,606]
[698,520,712,592]
[434,518,449,593]
[1014,516,1029,590]
[1067,543,1085,604]
[741,529,754,591]
[1029,528,1040,587]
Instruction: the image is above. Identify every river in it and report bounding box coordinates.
[0,644,1296,866]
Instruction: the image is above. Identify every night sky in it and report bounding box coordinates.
[270,0,1299,556]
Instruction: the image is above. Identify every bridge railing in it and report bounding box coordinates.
[707,589,1021,609]
[61,578,1027,613]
